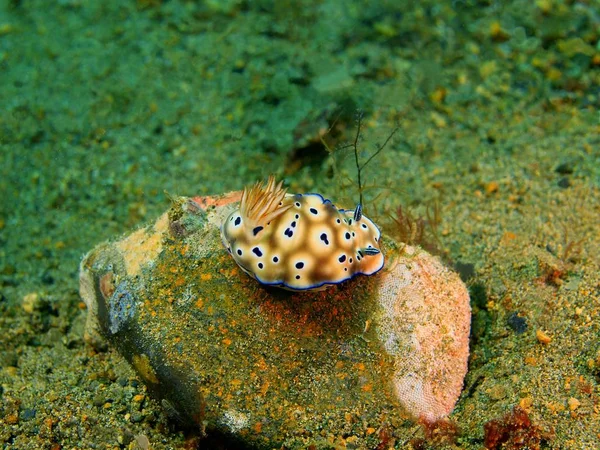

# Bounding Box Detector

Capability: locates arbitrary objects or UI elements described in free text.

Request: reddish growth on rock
[484,406,553,450]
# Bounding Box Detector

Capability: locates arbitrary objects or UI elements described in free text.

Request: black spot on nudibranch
[295,202,301,207]
[237,249,243,256]
[258,262,264,269]
[273,256,279,263]
[291,221,297,228]
[284,228,293,237]
[361,223,368,229]
[320,233,329,245]
[309,208,318,215]
[338,255,346,263]
[252,247,263,257]
[234,217,241,226]
[295,262,304,269]
[295,275,301,279]
[253,226,263,236]
[295,214,299,219]
[336,218,341,224]
[345,232,351,240]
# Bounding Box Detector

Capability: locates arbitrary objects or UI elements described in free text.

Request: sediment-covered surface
[1,0,599,448]
[78,195,470,448]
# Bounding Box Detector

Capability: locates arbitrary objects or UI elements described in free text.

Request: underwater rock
[79,191,470,448]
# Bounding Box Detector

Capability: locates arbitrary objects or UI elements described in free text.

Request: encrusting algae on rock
[79,182,471,447]
[221,176,384,291]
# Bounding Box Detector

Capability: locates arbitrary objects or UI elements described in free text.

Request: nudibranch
[221,176,384,291]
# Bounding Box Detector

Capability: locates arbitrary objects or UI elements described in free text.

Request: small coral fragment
[535,329,552,344]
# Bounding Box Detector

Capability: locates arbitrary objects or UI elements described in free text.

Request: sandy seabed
[1,1,599,448]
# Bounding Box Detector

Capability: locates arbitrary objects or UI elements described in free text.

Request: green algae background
[1,0,599,448]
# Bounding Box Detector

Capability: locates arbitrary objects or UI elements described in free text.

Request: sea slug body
[221,177,384,291]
